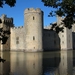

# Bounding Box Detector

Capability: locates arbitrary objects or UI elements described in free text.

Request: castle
[0,8,75,52]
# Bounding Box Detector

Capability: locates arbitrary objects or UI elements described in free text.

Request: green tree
[0,0,16,7]
[42,0,75,33]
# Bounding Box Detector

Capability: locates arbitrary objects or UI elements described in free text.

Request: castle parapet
[12,26,23,29]
[1,14,13,24]
[24,8,42,14]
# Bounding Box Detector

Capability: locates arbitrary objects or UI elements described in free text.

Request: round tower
[24,8,43,52]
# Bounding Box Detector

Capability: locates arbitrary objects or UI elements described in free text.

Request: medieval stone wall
[43,29,60,51]
[10,26,25,51]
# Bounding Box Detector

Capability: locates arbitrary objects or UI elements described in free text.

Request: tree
[0,0,16,44]
[42,0,75,33]
[0,0,16,7]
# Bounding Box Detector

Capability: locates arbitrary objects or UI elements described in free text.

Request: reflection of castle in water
[25,53,42,75]
[43,52,60,75]
[10,52,43,75]
[0,51,74,75]
[0,52,10,75]
[59,51,73,75]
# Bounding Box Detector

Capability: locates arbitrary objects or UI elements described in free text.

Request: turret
[24,8,43,52]
[1,14,13,27]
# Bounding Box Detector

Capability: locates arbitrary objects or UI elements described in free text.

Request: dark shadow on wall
[72,32,75,50]
[43,29,60,51]
[73,50,75,67]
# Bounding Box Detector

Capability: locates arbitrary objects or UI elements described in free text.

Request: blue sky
[0,0,56,27]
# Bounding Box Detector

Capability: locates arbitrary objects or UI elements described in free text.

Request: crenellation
[36,8,41,12]
[18,26,23,28]
[5,18,13,23]
[11,26,23,29]
[24,8,42,14]
[1,15,13,24]
[1,14,7,19]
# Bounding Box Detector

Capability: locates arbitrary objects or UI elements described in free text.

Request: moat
[0,50,75,75]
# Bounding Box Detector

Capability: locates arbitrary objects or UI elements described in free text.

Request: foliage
[0,0,16,7]
[0,28,10,44]
[0,57,6,63]
[42,0,75,33]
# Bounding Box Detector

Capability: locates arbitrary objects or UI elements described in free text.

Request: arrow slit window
[16,37,19,44]
[33,16,35,20]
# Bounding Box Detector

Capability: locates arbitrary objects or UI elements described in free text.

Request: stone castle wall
[10,26,25,51]
[43,29,60,51]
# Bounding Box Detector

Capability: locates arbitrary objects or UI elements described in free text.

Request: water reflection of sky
[0,50,75,75]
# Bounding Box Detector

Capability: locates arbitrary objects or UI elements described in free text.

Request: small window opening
[16,41,19,44]
[33,62,35,69]
[54,40,56,44]
[16,37,19,44]
[33,36,35,40]
[33,16,35,20]
[16,37,19,40]
[69,40,70,43]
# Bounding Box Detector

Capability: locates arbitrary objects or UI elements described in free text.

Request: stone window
[54,40,56,44]
[16,37,19,40]
[69,40,70,43]
[63,62,64,66]
[16,37,19,44]
[33,36,35,40]
[63,56,64,59]
[33,16,35,20]
[16,41,19,44]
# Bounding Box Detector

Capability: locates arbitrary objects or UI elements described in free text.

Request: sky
[0,0,57,27]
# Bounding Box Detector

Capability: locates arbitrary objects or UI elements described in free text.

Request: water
[0,50,75,75]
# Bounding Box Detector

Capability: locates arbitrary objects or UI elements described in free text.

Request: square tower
[0,14,14,51]
[59,27,73,50]
[57,15,73,50]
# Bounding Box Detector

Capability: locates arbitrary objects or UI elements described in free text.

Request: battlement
[12,26,23,29]
[1,14,13,24]
[24,8,42,14]
[1,14,7,18]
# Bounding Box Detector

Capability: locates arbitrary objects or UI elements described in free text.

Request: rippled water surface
[0,50,75,75]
